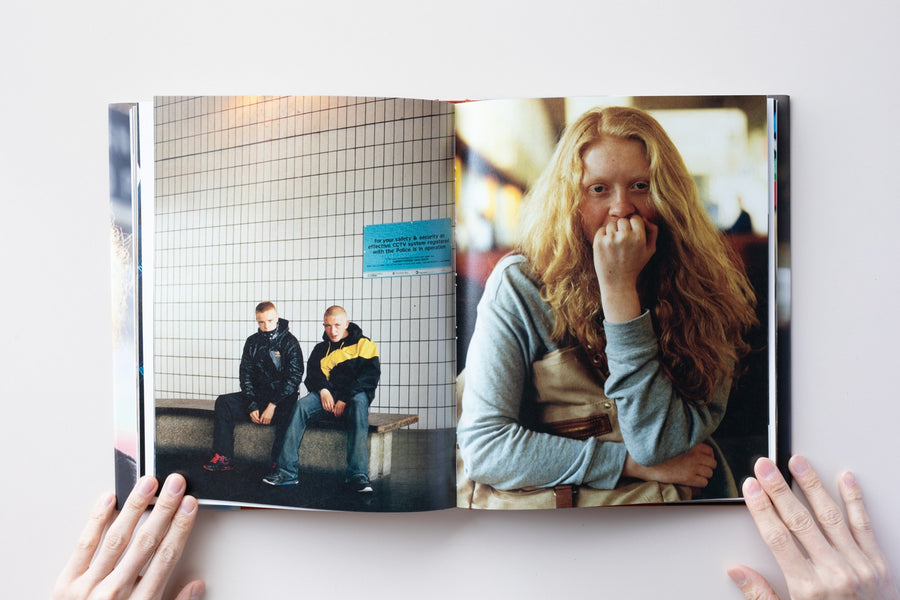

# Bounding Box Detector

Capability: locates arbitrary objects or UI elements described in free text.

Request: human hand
[53,473,204,600]
[622,442,716,488]
[592,216,658,323]
[249,409,261,424]
[728,456,899,600]
[320,389,335,414]
[259,402,276,425]
[333,400,347,418]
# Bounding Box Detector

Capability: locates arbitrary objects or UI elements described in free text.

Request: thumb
[727,565,780,600]
[172,579,206,600]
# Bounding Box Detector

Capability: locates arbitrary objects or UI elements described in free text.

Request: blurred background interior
[454,96,772,493]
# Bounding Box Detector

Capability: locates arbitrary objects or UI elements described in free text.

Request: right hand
[591,216,658,290]
[728,456,899,600]
[592,216,659,323]
[623,443,716,488]
[320,389,335,413]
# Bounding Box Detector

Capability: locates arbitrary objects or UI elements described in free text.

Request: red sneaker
[203,453,234,472]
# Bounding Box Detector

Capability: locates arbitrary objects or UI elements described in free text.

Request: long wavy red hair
[518,106,758,404]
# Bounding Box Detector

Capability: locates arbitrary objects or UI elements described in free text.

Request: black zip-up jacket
[239,318,304,413]
[305,322,380,404]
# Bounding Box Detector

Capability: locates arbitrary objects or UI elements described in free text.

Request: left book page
[112,96,457,513]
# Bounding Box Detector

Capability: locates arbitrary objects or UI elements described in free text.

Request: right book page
[454,96,787,509]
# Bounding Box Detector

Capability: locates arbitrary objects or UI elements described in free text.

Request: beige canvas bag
[457,347,692,509]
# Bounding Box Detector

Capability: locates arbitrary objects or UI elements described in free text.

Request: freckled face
[579,136,656,242]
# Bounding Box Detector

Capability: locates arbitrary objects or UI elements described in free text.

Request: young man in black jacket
[203,302,304,472]
[262,305,381,492]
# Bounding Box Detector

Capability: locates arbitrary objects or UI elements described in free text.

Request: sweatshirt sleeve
[456,261,629,491]
[603,311,729,466]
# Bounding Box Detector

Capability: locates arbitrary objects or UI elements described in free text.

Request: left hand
[333,400,347,418]
[53,473,204,600]
[250,403,276,425]
[259,402,276,425]
[622,443,716,488]
[320,389,336,413]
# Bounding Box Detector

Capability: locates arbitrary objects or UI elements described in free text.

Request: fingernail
[138,476,157,495]
[99,491,116,508]
[756,458,778,481]
[178,496,198,515]
[743,477,763,498]
[790,455,810,476]
[842,471,857,487]
[164,474,186,496]
[727,568,747,587]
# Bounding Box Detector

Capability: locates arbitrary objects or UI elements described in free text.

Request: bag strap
[554,485,575,509]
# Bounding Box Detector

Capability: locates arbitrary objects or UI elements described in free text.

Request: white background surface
[2,1,899,598]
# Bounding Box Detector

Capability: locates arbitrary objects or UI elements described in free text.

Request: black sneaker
[203,453,234,472]
[348,475,373,493]
[262,471,299,486]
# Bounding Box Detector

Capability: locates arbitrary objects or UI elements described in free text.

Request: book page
[139,96,457,512]
[455,96,785,509]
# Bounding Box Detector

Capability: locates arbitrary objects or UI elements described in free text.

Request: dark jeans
[212,391,298,463]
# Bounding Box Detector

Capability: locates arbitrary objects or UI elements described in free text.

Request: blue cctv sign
[363,218,453,278]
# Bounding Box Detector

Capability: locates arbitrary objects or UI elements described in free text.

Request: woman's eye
[633,181,650,191]
[590,184,605,193]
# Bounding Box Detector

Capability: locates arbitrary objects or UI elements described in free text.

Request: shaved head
[324,305,347,319]
[323,306,350,342]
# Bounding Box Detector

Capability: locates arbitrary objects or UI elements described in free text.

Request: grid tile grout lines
[153,96,456,429]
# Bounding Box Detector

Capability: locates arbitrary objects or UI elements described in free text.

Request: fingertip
[753,455,773,469]
[753,457,780,483]
[726,566,779,600]
[174,579,206,600]
[839,470,864,503]
[163,472,187,496]
[97,490,117,510]
[726,565,748,588]
[137,475,158,496]
[840,470,857,488]
[787,454,811,477]
[178,495,199,516]
[742,476,763,499]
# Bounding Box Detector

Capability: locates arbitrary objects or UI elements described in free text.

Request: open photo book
[109,95,790,513]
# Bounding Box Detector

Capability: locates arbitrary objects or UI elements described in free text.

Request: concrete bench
[155,398,418,480]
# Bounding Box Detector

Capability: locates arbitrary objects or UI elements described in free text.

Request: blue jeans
[274,390,370,480]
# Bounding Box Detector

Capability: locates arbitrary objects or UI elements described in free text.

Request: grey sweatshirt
[457,254,729,490]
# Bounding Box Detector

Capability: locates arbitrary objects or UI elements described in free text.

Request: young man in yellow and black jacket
[263,305,380,492]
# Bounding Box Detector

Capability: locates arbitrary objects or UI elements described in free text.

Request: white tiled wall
[153,96,456,429]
